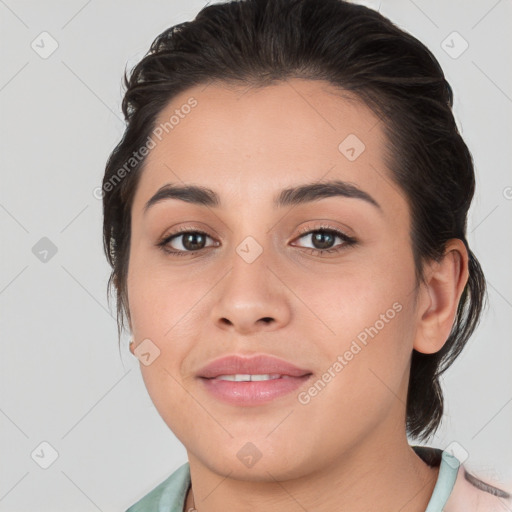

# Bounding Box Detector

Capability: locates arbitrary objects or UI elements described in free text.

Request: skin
[127,78,469,512]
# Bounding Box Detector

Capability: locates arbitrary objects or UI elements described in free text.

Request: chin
[193,438,313,482]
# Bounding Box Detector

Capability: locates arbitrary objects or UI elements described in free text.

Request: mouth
[196,354,313,406]
[205,373,309,382]
[197,353,312,379]
[199,374,313,406]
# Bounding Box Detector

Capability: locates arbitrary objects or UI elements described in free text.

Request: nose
[209,244,292,335]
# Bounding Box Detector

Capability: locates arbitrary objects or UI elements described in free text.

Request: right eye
[157,229,217,256]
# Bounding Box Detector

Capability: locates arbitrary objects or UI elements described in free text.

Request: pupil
[183,233,205,251]
[313,231,334,249]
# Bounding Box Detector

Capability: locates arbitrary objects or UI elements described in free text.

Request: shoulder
[445,463,511,512]
[125,462,191,512]
[411,445,511,511]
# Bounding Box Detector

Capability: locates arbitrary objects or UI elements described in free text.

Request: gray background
[1,0,511,510]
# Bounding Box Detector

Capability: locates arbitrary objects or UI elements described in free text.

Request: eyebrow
[143,179,382,214]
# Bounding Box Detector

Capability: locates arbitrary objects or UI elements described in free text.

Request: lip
[197,354,312,379]
[197,354,313,406]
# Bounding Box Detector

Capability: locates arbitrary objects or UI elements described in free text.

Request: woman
[101,0,510,510]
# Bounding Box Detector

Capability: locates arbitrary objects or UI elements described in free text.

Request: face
[127,79,424,480]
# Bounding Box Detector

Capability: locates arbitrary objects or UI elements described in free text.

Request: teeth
[214,374,282,382]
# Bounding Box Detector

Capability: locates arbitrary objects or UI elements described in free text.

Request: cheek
[307,267,413,345]
[306,254,417,393]
[127,255,199,430]
[126,251,211,381]
[301,295,415,440]
[126,247,188,337]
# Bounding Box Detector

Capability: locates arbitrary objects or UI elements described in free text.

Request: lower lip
[199,375,312,406]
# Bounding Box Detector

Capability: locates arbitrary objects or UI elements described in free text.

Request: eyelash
[156,224,357,257]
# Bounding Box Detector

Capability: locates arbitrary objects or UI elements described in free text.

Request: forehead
[131,78,403,219]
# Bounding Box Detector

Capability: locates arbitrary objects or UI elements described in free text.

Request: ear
[413,239,469,354]
[129,338,135,355]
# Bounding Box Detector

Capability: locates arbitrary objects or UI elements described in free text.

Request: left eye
[292,228,356,253]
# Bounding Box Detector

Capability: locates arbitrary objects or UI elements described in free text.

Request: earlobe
[413,239,469,355]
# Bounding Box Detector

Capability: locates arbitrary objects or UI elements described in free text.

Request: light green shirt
[124,446,463,512]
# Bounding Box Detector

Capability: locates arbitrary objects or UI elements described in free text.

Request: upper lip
[197,354,312,379]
